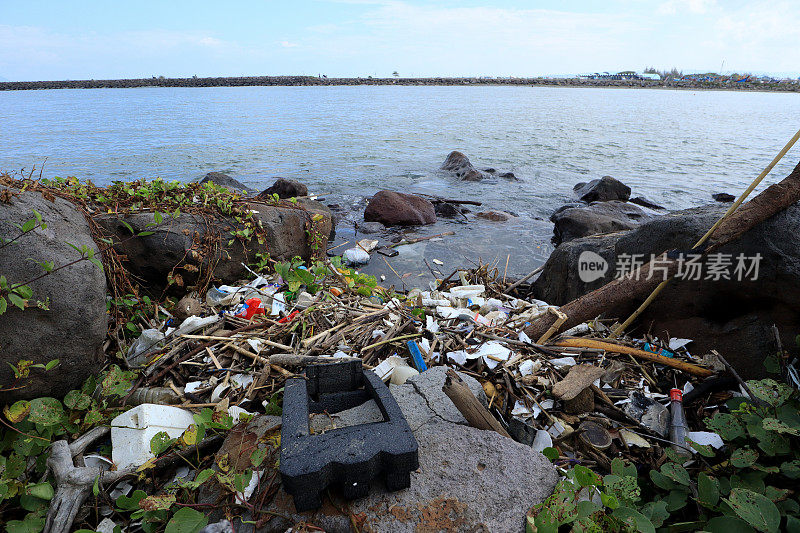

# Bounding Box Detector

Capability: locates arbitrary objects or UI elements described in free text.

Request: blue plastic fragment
[406,340,428,372]
[643,342,674,358]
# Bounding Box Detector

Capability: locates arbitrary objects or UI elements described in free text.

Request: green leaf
[661,462,691,486]
[28,397,65,426]
[5,514,46,533]
[541,447,558,462]
[576,499,600,518]
[44,359,59,371]
[116,490,147,511]
[150,431,174,456]
[780,460,800,479]
[250,448,268,468]
[612,506,655,533]
[63,390,92,410]
[762,417,800,436]
[787,516,800,533]
[0,297,7,314]
[165,507,209,533]
[640,500,669,528]
[154,211,163,224]
[572,465,598,487]
[706,515,757,533]
[137,231,155,237]
[706,413,746,441]
[139,493,176,511]
[4,400,31,423]
[724,488,781,533]
[666,489,690,511]
[26,482,54,500]
[14,285,33,299]
[748,379,794,407]
[698,473,720,508]
[600,492,619,509]
[731,448,760,468]
[8,292,26,310]
[21,219,36,233]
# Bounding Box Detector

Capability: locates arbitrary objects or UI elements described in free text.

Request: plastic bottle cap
[669,388,683,401]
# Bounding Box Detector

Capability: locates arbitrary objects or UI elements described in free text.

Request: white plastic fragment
[669,338,693,350]
[184,381,204,394]
[560,323,591,337]
[444,350,469,366]
[687,431,724,450]
[519,359,540,376]
[95,518,119,533]
[357,239,379,253]
[532,430,553,453]
[549,356,577,369]
[343,247,370,266]
[211,383,230,403]
[620,429,651,448]
[172,315,222,338]
[476,342,512,370]
[228,405,255,423]
[511,400,536,418]
[127,329,165,367]
[111,404,196,470]
[235,469,263,504]
[270,293,286,315]
[449,285,485,299]
[231,374,254,390]
[426,315,440,333]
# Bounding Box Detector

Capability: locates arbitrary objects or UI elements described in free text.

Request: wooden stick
[552,338,714,377]
[388,232,455,248]
[506,264,544,292]
[442,368,510,438]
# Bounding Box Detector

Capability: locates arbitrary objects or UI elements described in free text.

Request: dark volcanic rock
[0,188,107,402]
[364,191,436,226]
[712,192,736,202]
[630,196,666,210]
[573,176,631,202]
[199,172,254,194]
[434,202,461,218]
[551,200,652,244]
[356,221,385,234]
[534,203,800,378]
[258,178,308,200]
[97,199,332,291]
[499,171,518,180]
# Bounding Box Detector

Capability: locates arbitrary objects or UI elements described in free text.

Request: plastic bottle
[669,388,692,458]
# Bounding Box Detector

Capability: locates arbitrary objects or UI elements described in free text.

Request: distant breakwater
[2,76,800,92]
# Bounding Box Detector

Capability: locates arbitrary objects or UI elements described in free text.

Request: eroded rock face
[363,191,436,226]
[96,199,332,291]
[551,200,652,244]
[573,176,631,203]
[258,178,308,200]
[214,367,558,532]
[534,203,800,378]
[0,188,107,402]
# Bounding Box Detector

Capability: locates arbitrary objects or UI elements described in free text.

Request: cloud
[280,41,299,48]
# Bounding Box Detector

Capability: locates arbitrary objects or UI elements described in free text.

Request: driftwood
[552,338,714,377]
[45,429,134,533]
[442,368,510,438]
[524,160,800,342]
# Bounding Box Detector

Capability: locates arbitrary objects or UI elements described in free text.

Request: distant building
[640,72,661,81]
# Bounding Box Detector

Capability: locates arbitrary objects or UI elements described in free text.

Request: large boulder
[364,191,436,226]
[199,172,255,194]
[0,187,107,402]
[573,176,631,202]
[534,203,800,378]
[96,199,332,291]
[257,178,308,200]
[214,366,557,532]
[551,200,653,244]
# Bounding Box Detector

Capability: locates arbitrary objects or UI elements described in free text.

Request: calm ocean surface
[2,85,798,281]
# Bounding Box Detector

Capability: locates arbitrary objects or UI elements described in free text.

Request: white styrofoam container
[111,404,196,470]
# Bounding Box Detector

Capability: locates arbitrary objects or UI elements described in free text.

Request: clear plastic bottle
[669,388,692,458]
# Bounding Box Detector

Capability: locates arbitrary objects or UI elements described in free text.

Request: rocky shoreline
[2,75,800,92]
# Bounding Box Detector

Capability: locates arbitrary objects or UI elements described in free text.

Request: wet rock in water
[199,172,255,194]
[534,202,800,378]
[499,171,518,180]
[223,366,556,533]
[0,187,107,402]
[364,190,436,226]
[477,210,514,222]
[551,200,652,244]
[434,202,461,219]
[573,176,631,202]
[483,168,497,174]
[257,178,308,200]
[440,151,492,181]
[712,192,736,202]
[630,195,666,210]
[97,200,332,292]
[356,221,385,234]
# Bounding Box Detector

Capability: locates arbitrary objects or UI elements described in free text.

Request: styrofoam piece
[173,315,221,338]
[532,430,553,453]
[390,365,419,385]
[228,405,255,423]
[111,404,196,470]
[448,285,485,299]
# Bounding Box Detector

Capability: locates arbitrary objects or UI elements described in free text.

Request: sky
[1,0,799,81]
